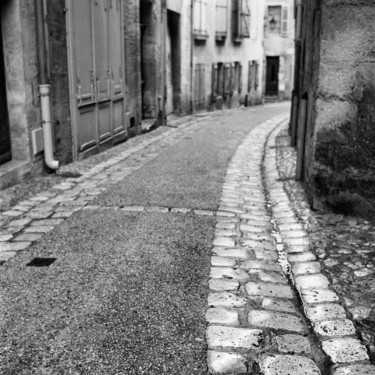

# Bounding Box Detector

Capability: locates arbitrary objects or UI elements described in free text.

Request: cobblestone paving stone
[207,117,375,374]
[0,115,216,263]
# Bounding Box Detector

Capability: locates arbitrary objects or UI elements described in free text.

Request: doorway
[165,10,180,115]
[265,56,279,96]
[0,20,11,165]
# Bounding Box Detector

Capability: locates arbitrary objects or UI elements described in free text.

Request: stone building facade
[193,0,265,111]
[0,0,269,190]
[263,0,294,101]
[293,0,375,218]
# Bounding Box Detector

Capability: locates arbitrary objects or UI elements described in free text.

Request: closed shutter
[281,6,288,37]
[215,0,228,40]
[254,61,259,90]
[238,63,243,93]
[194,0,208,39]
[224,63,231,96]
[218,63,224,97]
[240,0,251,38]
[248,61,253,92]
[211,63,218,101]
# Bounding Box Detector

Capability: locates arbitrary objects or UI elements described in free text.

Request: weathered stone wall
[302,0,375,219]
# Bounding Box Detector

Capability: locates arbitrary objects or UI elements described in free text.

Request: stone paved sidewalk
[207,116,375,374]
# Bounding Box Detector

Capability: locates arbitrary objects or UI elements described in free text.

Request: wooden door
[265,56,279,96]
[0,22,11,165]
[68,0,126,157]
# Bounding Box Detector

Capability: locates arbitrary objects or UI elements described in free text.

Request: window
[267,6,282,35]
[194,0,208,40]
[233,0,251,41]
[215,0,228,41]
[194,63,206,108]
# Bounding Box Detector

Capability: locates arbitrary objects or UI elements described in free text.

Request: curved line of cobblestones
[207,116,375,374]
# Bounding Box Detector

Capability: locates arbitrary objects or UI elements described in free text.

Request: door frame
[65,0,127,160]
[265,56,279,96]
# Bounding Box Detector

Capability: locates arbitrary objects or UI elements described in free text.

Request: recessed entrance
[265,56,279,97]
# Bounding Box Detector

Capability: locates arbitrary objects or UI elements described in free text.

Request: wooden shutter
[224,63,231,96]
[240,0,251,38]
[232,0,240,40]
[215,0,228,40]
[194,63,206,107]
[194,0,208,38]
[248,61,253,92]
[218,63,224,97]
[211,63,218,101]
[238,63,243,93]
[254,61,259,90]
[281,6,288,37]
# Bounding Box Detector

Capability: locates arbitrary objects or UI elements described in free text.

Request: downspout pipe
[35,0,59,170]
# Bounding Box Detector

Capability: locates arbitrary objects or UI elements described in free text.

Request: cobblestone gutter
[207,116,375,374]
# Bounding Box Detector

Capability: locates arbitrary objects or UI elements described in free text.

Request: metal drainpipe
[35,0,59,170]
[190,0,194,115]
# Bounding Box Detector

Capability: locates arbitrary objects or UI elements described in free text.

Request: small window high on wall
[215,0,228,41]
[267,5,288,36]
[194,0,208,40]
[233,0,251,42]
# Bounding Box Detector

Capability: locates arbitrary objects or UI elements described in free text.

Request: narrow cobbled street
[1,104,374,375]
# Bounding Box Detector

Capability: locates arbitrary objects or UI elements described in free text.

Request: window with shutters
[281,6,289,37]
[194,63,206,108]
[194,0,208,40]
[215,0,228,41]
[232,0,251,42]
[267,6,282,35]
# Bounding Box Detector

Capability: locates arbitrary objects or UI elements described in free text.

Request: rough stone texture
[248,310,304,333]
[209,279,239,292]
[332,365,375,375]
[212,247,250,260]
[292,262,321,276]
[321,338,369,363]
[305,303,347,322]
[210,267,250,282]
[0,242,31,251]
[213,237,236,248]
[206,326,262,350]
[208,293,248,308]
[288,252,317,263]
[246,282,294,299]
[274,334,312,355]
[295,273,330,290]
[314,319,356,337]
[206,308,240,326]
[240,260,282,272]
[301,289,339,304]
[260,355,321,375]
[207,351,247,375]
[262,298,297,314]
[211,256,237,267]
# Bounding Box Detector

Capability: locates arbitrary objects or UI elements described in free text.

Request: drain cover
[26,257,56,267]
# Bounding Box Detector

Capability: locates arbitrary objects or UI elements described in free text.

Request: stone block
[295,274,330,290]
[314,319,356,337]
[211,256,237,267]
[262,297,297,314]
[260,355,320,375]
[246,282,294,299]
[24,226,54,234]
[209,279,239,292]
[274,334,312,354]
[213,237,236,248]
[254,250,279,261]
[240,260,282,272]
[207,326,262,350]
[248,310,304,333]
[292,262,321,276]
[322,338,369,363]
[0,242,31,251]
[212,247,250,260]
[208,292,248,308]
[333,365,375,375]
[301,289,339,304]
[206,308,240,326]
[243,240,275,251]
[250,270,288,284]
[207,351,247,374]
[210,267,250,282]
[305,304,347,322]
